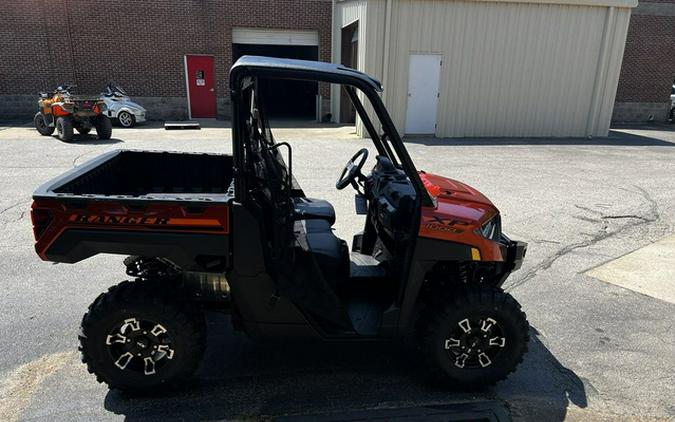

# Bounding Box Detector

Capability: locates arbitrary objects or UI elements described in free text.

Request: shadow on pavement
[496,327,588,421]
[610,123,675,132]
[405,130,674,147]
[55,134,124,145]
[103,316,588,421]
[0,120,32,129]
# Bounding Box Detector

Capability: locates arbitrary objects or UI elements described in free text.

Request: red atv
[31,57,528,393]
[34,85,112,142]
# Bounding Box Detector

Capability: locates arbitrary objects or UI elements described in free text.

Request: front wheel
[416,285,529,389]
[117,111,135,128]
[34,113,54,136]
[94,115,113,139]
[79,280,207,393]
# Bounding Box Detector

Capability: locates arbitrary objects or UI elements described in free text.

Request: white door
[405,54,442,135]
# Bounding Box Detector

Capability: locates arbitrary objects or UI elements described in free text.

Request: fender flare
[397,238,475,331]
[107,106,128,119]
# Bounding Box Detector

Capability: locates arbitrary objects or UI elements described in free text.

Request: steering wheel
[336,148,369,190]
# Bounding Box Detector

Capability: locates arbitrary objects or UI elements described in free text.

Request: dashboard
[366,156,417,239]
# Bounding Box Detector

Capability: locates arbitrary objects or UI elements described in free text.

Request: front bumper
[134,111,147,122]
[500,234,527,272]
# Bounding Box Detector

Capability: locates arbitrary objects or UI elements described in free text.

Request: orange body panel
[31,199,230,261]
[418,172,504,262]
[51,104,70,117]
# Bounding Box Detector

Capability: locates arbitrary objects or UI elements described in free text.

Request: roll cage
[229,56,433,208]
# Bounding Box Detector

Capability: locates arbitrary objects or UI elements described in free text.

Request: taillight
[31,208,53,240]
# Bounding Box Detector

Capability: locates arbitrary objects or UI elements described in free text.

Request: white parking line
[0,351,75,422]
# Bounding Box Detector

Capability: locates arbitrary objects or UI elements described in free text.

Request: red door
[185,55,216,118]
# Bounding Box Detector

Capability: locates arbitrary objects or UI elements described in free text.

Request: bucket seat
[293,197,336,226]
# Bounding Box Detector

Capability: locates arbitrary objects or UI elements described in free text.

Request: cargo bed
[32,150,233,271]
[35,149,235,202]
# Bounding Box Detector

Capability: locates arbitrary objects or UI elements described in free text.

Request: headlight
[479,215,501,240]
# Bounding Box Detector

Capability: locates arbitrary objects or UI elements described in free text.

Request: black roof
[229,56,382,92]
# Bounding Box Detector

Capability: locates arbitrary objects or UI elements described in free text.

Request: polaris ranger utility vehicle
[34,85,112,142]
[31,56,528,393]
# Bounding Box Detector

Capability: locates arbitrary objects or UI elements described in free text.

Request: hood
[420,172,494,207]
[418,171,498,227]
[418,172,504,261]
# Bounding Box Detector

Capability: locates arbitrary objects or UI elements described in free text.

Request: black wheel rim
[37,116,46,129]
[444,316,506,369]
[106,317,175,376]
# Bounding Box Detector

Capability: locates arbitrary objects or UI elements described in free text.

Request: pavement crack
[601,214,651,221]
[72,151,89,167]
[632,185,659,223]
[532,239,561,245]
[505,185,660,292]
[14,211,26,222]
[0,200,30,217]
[72,150,99,167]
[506,233,607,292]
[574,204,604,215]
[574,215,601,223]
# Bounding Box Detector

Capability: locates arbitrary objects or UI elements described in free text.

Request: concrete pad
[586,234,675,304]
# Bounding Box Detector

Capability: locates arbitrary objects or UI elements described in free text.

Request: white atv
[101,83,147,128]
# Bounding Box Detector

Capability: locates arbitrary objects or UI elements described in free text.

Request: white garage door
[405,54,442,135]
[232,28,319,46]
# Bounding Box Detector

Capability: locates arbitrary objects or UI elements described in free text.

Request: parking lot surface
[0,121,674,421]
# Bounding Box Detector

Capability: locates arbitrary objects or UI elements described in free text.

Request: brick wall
[0,0,332,120]
[613,1,675,122]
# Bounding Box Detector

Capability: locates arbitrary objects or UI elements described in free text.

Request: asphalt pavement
[0,121,673,421]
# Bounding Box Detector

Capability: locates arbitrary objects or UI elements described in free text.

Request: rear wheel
[55,117,73,142]
[79,280,206,394]
[34,113,54,136]
[94,115,113,139]
[118,111,135,128]
[416,285,529,389]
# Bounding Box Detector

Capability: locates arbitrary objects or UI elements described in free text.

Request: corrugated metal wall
[335,0,634,138]
[332,1,368,123]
